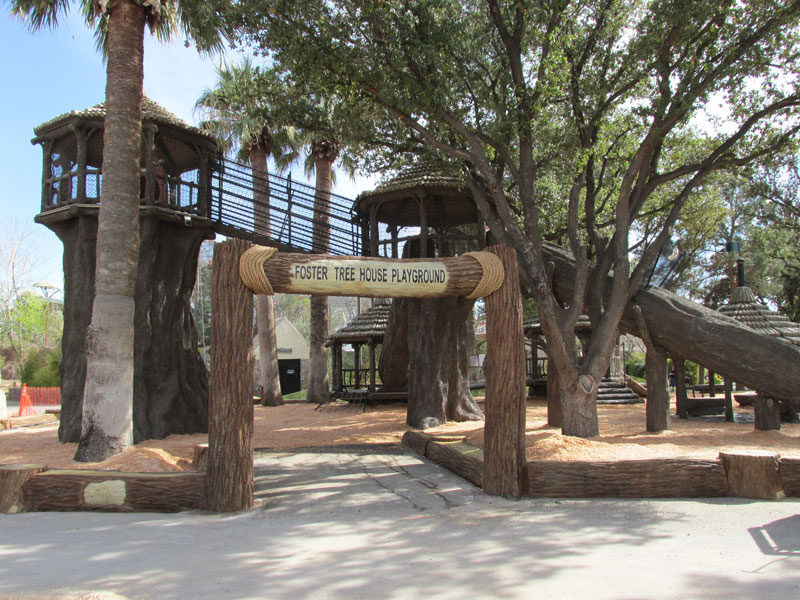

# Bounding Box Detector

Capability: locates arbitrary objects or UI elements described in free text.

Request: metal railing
[210,158,360,255]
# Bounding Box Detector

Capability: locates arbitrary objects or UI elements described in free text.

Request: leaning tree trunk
[542,241,800,411]
[249,145,283,407]
[75,2,146,462]
[306,142,337,402]
[406,297,482,429]
[378,298,409,391]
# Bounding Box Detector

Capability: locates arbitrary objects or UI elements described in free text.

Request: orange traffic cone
[18,383,35,417]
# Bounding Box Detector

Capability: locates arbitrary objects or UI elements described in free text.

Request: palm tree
[195,58,299,407]
[9,0,225,461]
[305,136,340,403]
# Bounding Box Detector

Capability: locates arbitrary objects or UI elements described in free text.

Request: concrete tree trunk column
[483,246,526,498]
[208,239,254,512]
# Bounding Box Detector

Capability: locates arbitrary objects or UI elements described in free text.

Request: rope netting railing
[210,158,360,256]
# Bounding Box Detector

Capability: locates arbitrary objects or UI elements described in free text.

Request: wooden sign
[239,248,504,299]
[288,258,449,297]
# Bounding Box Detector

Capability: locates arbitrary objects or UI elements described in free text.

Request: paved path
[1,448,799,600]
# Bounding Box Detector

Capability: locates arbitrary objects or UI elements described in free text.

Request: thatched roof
[34,96,212,139]
[326,301,392,346]
[354,162,478,227]
[358,162,464,199]
[718,286,800,346]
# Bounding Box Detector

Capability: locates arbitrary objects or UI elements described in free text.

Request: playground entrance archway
[207,240,527,512]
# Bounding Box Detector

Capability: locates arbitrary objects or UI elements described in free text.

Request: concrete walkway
[1,447,799,600]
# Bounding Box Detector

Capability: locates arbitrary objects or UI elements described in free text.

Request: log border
[401,432,800,500]
[1,466,207,513]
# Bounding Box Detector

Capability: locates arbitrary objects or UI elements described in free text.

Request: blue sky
[0,9,373,291]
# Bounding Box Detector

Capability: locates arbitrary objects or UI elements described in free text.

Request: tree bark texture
[379,298,409,391]
[645,345,670,432]
[49,215,211,444]
[306,295,329,402]
[249,146,283,407]
[674,357,688,419]
[257,294,283,406]
[559,376,599,438]
[406,297,483,429]
[543,241,800,410]
[22,470,207,513]
[724,378,734,423]
[483,245,526,497]
[546,367,563,428]
[754,396,781,431]
[0,465,46,514]
[524,459,729,498]
[307,151,334,402]
[720,451,784,500]
[76,1,146,462]
[208,239,254,512]
[426,441,484,488]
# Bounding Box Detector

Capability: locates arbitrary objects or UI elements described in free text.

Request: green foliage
[20,346,60,387]
[273,293,310,339]
[195,57,300,165]
[625,352,646,379]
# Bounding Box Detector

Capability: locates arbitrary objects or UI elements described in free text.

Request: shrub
[625,351,646,379]
[21,347,60,388]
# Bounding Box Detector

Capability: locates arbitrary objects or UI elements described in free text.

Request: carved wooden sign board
[239,248,503,300]
[289,258,449,297]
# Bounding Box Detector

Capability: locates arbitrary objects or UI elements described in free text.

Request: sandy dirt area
[1,397,799,472]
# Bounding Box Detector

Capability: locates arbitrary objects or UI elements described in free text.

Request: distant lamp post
[34,281,61,348]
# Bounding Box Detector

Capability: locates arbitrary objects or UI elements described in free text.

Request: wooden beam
[208,239,254,512]
[483,245,525,498]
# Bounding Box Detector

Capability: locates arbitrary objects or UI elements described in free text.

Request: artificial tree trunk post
[634,306,670,433]
[483,245,526,498]
[208,239,254,512]
[724,378,734,423]
[674,356,688,419]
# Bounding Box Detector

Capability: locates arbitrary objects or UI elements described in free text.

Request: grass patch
[283,390,307,400]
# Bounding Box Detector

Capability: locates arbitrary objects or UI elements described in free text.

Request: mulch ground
[1,396,798,472]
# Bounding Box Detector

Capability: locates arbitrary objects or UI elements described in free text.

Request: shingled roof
[326,301,392,346]
[34,96,212,139]
[719,285,800,346]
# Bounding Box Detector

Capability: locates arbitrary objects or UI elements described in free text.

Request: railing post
[287,172,293,247]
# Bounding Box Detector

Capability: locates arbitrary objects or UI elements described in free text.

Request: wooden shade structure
[326,301,392,394]
[354,162,485,259]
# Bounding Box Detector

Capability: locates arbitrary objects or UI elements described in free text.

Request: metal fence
[210,158,360,255]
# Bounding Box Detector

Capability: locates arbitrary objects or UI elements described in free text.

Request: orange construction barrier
[17,384,36,417]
